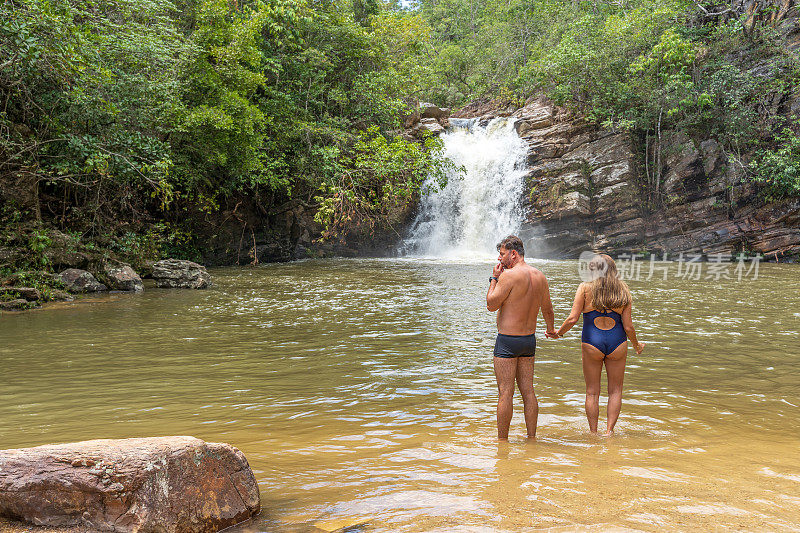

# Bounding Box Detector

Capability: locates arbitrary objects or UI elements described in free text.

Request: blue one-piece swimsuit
[582,309,627,355]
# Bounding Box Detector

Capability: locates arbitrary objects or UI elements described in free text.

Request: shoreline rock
[0,436,260,533]
[101,260,144,292]
[152,259,212,289]
[59,269,107,293]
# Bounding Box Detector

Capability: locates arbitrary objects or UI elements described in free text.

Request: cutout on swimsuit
[593,316,616,330]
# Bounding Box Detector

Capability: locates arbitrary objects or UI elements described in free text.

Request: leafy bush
[314,128,453,240]
[750,126,800,200]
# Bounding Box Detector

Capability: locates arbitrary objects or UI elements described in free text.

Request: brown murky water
[2,258,799,532]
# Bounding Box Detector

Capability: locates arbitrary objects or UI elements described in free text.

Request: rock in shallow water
[0,436,260,533]
[59,269,107,293]
[102,260,144,292]
[152,259,211,289]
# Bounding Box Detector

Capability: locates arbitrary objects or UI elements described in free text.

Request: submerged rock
[59,269,107,293]
[102,260,144,292]
[152,259,211,289]
[0,436,260,532]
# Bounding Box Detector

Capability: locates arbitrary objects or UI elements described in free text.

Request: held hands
[545,329,560,339]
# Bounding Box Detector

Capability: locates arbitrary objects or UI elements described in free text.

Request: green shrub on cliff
[750,126,800,200]
[314,128,452,240]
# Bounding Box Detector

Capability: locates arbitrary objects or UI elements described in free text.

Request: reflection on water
[2,259,799,531]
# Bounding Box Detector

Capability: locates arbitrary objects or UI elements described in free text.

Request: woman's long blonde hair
[587,253,631,311]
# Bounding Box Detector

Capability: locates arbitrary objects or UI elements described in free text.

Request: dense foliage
[0,0,444,260]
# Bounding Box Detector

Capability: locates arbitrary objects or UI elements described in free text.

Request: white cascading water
[401,117,529,258]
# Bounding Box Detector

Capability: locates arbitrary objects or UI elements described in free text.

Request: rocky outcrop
[455,96,800,260]
[102,260,144,292]
[59,269,107,293]
[152,259,211,289]
[0,436,260,532]
[403,102,451,140]
[0,287,41,301]
[0,286,42,311]
[0,299,35,311]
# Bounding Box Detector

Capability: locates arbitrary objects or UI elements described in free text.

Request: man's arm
[487,272,513,312]
[540,274,556,336]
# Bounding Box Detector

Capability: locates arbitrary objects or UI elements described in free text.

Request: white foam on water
[401,117,529,258]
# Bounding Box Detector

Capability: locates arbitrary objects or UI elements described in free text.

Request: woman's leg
[581,343,604,433]
[603,342,628,435]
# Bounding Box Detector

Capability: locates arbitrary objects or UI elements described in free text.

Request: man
[486,235,557,440]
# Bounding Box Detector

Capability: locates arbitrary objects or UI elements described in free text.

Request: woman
[555,253,644,435]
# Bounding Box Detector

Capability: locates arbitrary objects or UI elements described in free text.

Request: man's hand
[545,329,559,339]
[492,262,504,278]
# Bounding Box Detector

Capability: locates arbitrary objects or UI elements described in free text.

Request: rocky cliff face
[453,96,800,261]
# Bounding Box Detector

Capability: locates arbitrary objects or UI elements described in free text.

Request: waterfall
[401,117,529,258]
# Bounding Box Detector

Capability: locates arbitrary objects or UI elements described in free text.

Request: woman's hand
[634,342,645,354]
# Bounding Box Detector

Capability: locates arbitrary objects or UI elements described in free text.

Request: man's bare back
[494,264,550,335]
[486,236,556,440]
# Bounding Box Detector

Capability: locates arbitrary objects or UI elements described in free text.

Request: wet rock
[0,436,260,533]
[0,299,34,311]
[419,117,445,135]
[514,107,554,136]
[59,269,107,293]
[152,259,211,289]
[0,287,41,301]
[102,260,144,292]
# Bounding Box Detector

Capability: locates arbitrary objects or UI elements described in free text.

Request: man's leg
[493,356,518,440]
[515,356,538,438]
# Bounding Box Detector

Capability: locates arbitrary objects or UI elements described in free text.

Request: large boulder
[0,436,260,532]
[102,260,144,292]
[419,117,445,135]
[419,102,449,120]
[59,269,107,293]
[152,259,211,289]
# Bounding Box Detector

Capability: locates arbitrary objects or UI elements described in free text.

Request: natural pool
[2,258,799,531]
